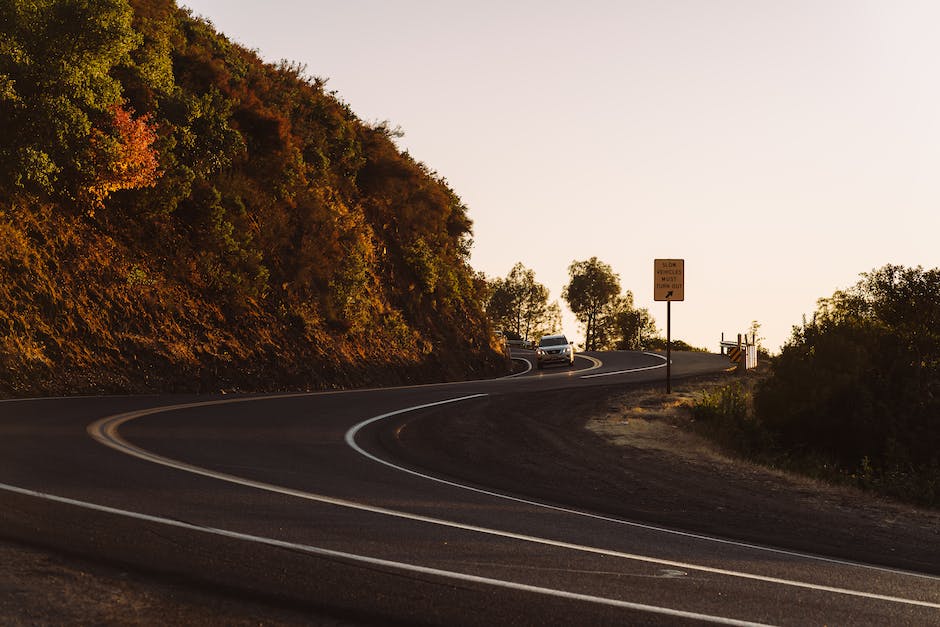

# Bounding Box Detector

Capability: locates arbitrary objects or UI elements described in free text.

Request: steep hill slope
[0,0,505,396]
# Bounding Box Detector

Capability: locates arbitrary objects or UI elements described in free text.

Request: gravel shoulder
[390,373,940,575]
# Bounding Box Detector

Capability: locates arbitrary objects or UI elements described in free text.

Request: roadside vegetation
[484,257,705,351]
[562,257,659,351]
[7,4,931,518]
[0,0,504,396]
[691,265,940,508]
[484,263,561,344]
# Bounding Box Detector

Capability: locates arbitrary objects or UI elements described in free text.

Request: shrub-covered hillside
[0,0,505,396]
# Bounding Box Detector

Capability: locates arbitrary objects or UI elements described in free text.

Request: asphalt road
[1,351,938,625]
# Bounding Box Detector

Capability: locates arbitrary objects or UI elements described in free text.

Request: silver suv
[535,334,575,369]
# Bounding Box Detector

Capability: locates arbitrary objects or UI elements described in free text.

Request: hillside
[0,0,506,396]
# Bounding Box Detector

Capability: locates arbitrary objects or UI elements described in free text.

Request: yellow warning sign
[654,259,684,302]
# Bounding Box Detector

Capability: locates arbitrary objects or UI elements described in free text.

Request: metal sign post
[666,300,671,393]
[654,259,684,394]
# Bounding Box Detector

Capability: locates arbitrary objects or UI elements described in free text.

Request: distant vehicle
[499,329,532,350]
[535,334,575,369]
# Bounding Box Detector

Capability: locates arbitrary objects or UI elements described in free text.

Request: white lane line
[0,394,157,403]
[0,481,766,627]
[85,395,940,609]
[346,398,940,585]
[576,354,604,372]
[506,357,533,377]
[512,354,602,377]
[580,352,667,379]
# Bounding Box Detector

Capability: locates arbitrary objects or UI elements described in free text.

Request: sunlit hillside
[0,0,505,396]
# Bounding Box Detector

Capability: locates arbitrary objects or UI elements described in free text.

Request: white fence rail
[719,333,758,370]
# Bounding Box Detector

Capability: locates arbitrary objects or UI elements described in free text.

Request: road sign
[654,259,684,301]
[654,258,684,394]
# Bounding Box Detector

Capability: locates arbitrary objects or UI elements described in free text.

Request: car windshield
[539,337,567,347]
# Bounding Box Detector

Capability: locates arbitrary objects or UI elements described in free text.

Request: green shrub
[692,383,748,422]
[753,265,940,507]
[692,382,767,455]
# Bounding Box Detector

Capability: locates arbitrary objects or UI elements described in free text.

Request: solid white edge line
[507,357,533,377]
[82,394,940,610]
[0,481,768,627]
[580,352,668,379]
[576,354,604,372]
[0,393,161,403]
[510,353,603,377]
[345,396,940,587]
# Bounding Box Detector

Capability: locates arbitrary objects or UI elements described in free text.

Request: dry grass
[587,375,739,464]
[587,370,940,523]
[0,198,507,397]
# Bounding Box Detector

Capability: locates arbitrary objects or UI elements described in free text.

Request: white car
[535,334,575,369]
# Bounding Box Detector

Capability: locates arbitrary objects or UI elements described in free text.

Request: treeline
[696,265,940,506]
[485,257,703,351]
[0,0,503,395]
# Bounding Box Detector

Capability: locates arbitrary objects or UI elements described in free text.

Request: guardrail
[720,333,757,370]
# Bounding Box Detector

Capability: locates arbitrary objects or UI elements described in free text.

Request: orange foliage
[0,2,506,396]
[85,102,161,206]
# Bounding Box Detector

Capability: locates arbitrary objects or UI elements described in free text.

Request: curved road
[1,351,938,625]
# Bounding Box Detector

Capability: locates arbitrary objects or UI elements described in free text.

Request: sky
[181,0,940,352]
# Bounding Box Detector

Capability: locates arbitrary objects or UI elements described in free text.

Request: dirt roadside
[389,373,940,575]
[2,373,939,623]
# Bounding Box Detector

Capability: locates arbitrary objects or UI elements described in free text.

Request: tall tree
[562,257,620,351]
[756,265,940,482]
[486,262,551,342]
[605,292,657,350]
[85,100,160,206]
[0,0,144,202]
[532,300,563,340]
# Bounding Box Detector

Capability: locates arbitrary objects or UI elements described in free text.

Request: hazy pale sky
[181,0,940,352]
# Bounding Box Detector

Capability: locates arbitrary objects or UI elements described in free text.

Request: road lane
[2,351,938,625]
[90,390,940,610]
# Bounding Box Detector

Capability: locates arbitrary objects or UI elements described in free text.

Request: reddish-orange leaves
[85,101,161,206]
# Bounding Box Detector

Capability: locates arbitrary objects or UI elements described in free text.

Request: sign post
[654,259,684,394]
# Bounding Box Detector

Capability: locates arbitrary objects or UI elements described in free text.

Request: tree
[85,100,160,206]
[583,288,658,351]
[486,262,551,342]
[612,297,657,350]
[0,0,509,399]
[532,300,563,340]
[593,293,629,350]
[755,265,940,495]
[562,257,620,350]
[747,320,772,358]
[0,0,143,201]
